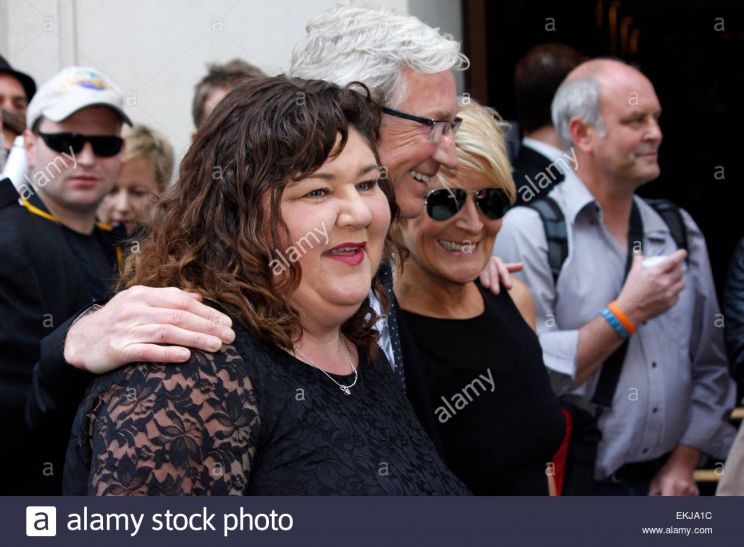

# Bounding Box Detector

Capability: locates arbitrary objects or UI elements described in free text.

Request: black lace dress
[63,324,469,495]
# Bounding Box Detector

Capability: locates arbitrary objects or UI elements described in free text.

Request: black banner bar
[3,496,740,546]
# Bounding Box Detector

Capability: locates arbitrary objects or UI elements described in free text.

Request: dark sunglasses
[425,187,511,222]
[38,132,124,158]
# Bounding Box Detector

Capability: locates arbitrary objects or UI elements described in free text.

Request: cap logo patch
[67,69,109,91]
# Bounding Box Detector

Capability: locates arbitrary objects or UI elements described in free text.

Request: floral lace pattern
[64,327,469,496]
[65,346,256,495]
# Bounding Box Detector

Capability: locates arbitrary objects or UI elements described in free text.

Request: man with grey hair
[290,5,467,219]
[495,59,735,495]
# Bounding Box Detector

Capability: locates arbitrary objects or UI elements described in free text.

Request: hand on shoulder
[64,286,236,374]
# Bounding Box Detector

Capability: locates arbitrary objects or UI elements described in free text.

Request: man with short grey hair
[495,59,735,495]
[290,5,467,219]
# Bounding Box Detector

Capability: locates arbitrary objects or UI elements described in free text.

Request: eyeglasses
[425,187,511,222]
[382,107,462,143]
[37,132,124,158]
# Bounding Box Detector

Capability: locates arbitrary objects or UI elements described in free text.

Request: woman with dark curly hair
[63,76,468,496]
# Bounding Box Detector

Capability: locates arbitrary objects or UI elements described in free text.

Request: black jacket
[0,178,123,494]
[724,237,744,402]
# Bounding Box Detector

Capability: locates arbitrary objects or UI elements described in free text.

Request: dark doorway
[464,0,744,298]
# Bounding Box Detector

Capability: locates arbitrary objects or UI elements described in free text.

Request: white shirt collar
[521,137,567,165]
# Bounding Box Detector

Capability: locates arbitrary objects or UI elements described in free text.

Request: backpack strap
[643,198,689,254]
[526,197,568,285]
[591,202,644,410]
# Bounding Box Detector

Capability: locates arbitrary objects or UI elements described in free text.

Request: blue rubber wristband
[600,308,631,340]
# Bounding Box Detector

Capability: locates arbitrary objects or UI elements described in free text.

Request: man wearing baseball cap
[0,66,129,494]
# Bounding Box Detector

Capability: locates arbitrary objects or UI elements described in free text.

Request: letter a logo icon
[26,506,56,536]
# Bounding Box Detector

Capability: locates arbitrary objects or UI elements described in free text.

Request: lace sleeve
[86,345,259,495]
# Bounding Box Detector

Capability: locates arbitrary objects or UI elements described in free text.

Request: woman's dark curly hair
[120,76,399,363]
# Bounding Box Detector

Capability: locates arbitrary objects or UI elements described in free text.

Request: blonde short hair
[438,100,516,204]
[122,124,175,192]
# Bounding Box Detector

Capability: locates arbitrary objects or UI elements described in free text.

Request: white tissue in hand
[642,256,668,268]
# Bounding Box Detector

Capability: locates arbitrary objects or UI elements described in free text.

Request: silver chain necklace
[293,334,358,395]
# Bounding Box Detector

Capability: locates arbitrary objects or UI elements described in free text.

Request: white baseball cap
[26,66,132,129]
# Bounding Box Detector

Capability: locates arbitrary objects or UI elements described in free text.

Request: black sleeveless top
[399,283,565,495]
[63,324,469,496]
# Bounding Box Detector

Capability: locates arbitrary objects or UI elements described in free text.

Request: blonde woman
[99,124,174,234]
[394,101,565,495]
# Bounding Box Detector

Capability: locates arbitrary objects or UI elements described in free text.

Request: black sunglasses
[38,132,124,158]
[425,187,511,222]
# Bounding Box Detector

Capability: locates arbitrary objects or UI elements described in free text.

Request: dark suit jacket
[512,143,565,206]
[0,178,122,494]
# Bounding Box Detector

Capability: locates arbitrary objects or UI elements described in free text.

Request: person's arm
[63,286,236,373]
[25,311,94,432]
[25,287,237,434]
[649,211,737,496]
[717,424,744,495]
[648,444,701,496]
[508,277,536,331]
[494,207,688,395]
[572,250,687,388]
[79,346,258,495]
